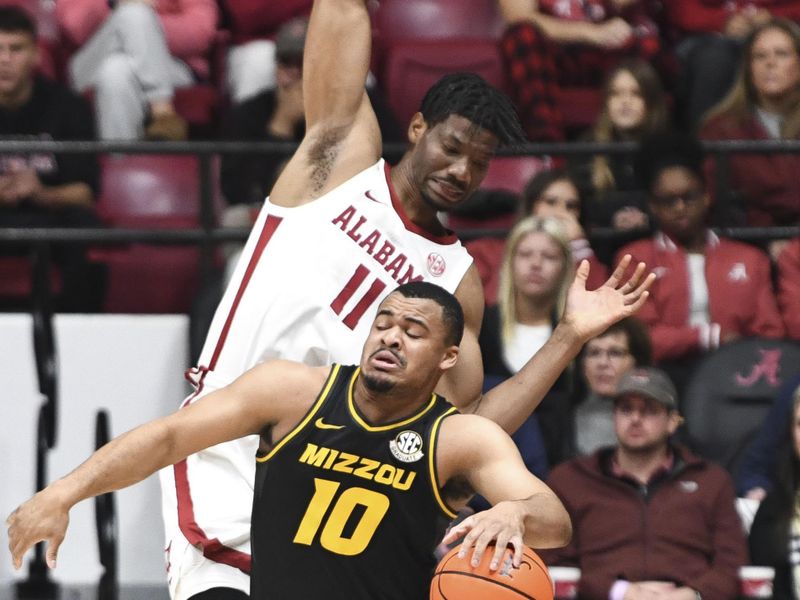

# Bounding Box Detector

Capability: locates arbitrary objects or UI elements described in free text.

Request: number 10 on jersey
[293,477,390,556]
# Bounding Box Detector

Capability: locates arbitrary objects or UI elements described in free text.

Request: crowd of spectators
[0,1,799,597]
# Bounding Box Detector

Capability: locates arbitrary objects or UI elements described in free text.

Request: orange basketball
[430,544,553,600]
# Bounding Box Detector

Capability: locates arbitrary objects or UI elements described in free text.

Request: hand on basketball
[560,255,654,343]
[6,489,69,570]
[440,500,525,571]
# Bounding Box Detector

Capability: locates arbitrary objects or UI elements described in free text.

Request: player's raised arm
[437,415,571,569]
[6,361,326,571]
[270,0,382,206]
[447,257,654,434]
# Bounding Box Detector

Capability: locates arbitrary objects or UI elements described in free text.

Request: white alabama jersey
[160,159,473,588]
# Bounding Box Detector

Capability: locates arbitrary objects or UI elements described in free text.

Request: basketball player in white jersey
[159,1,654,598]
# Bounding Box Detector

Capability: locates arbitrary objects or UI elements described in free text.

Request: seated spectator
[542,367,748,600]
[737,374,800,500]
[568,317,651,459]
[219,15,402,277]
[664,0,788,128]
[616,133,785,367]
[777,237,800,340]
[221,0,312,103]
[749,382,800,599]
[56,0,218,140]
[479,215,574,465]
[701,18,800,228]
[570,59,668,232]
[496,0,662,141]
[0,6,104,312]
[466,168,608,305]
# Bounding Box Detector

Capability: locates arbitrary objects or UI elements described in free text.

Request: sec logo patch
[390,430,424,463]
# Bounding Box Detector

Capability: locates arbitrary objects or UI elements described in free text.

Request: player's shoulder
[438,413,507,446]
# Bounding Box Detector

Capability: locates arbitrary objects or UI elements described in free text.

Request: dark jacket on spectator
[542,444,748,600]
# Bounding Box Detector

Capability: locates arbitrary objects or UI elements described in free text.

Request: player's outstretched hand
[440,501,525,571]
[562,255,655,342]
[6,489,69,570]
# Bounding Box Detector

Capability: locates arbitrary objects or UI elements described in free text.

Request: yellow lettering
[298,443,329,467]
[374,464,395,485]
[353,458,380,481]
[333,453,358,474]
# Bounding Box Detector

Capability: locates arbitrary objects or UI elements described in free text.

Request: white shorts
[160,461,252,600]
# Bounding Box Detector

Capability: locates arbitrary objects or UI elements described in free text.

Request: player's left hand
[440,500,525,571]
[560,255,654,343]
[6,489,69,570]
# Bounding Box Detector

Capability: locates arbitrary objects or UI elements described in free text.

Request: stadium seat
[681,338,800,474]
[480,156,549,195]
[374,0,502,45]
[92,155,221,314]
[557,87,604,133]
[383,39,505,128]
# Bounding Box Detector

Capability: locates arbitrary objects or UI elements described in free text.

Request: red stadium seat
[557,87,604,133]
[383,39,505,128]
[480,156,549,195]
[92,155,221,313]
[374,0,503,45]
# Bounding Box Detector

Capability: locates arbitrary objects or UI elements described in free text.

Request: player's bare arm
[432,264,485,407]
[270,0,382,208]
[6,361,328,571]
[437,414,571,569]
[452,257,655,434]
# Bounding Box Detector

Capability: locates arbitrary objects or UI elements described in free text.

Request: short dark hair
[419,72,527,148]
[0,6,36,37]
[586,317,653,366]
[635,132,705,192]
[392,281,464,347]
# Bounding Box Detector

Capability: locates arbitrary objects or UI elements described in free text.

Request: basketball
[430,544,554,599]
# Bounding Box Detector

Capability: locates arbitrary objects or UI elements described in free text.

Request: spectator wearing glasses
[566,316,652,460]
[615,133,785,367]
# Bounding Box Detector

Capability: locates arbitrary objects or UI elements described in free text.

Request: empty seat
[375,0,502,45]
[682,338,800,474]
[480,156,548,195]
[93,155,220,313]
[383,39,504,128]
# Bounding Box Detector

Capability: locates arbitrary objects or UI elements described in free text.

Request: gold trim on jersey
[428,406,459,519]
[256,364,341,463]
[347,367,438,432]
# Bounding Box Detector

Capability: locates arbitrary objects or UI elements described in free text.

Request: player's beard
[362,372,396,393]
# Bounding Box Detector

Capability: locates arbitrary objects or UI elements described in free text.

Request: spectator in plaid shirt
[496,0,661,141]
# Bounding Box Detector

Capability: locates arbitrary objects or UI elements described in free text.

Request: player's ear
[407,113,427,144]
[438,346,459,372]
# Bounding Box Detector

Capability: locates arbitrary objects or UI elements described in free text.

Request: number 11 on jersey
[330,264,387,330]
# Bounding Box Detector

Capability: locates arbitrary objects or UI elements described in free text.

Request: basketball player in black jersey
[9,282,575,599]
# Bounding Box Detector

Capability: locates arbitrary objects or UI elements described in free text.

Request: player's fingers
[441,518,472,546]
[605,254,631,288]
[509,534,524,568]
[46,535,63,569]
[620,261,646,293]
[469,528,498,568]
[489,536,509,571]
[626,291,650,314]
[573,259,590,285]
[457,523,484,561]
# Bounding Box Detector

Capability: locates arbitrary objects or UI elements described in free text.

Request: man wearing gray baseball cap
[541,366,747,600]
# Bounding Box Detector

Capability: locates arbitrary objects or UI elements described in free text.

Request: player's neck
[390,160,447,235]
[353,379,434,426]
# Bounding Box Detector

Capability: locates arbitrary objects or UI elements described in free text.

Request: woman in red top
[701,18,800,228]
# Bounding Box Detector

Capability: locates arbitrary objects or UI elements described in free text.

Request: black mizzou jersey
[250,364,459,600]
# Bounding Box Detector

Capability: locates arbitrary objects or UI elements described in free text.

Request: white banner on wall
[0,314,190,586]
